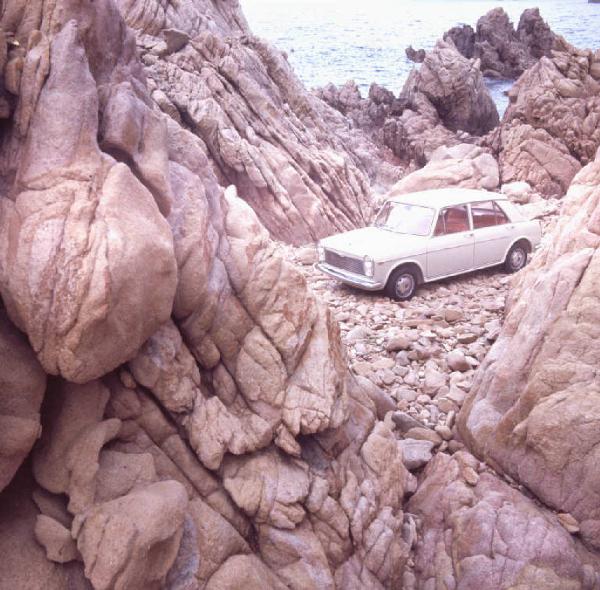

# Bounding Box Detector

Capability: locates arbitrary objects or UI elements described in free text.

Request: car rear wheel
[386,267,418,301]
[504,243,528,273]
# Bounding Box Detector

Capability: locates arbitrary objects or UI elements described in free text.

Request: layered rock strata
[115,0,382,245]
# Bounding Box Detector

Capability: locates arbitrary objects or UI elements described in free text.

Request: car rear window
[472,201,509,228]
[494,202,509,224]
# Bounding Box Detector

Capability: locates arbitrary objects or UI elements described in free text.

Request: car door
[471,200,514,268]
[426,204,474,279]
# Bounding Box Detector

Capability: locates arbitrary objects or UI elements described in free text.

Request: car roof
[387,188,508,209]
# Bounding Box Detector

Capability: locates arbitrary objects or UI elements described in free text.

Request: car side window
[494,201,509,224]
[471,201,497,229]
[434,205,469,236]
[433,213,446,236]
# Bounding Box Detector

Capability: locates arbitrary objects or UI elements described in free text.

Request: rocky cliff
[0,1,413,588]
[399,7,600,198]
[458,151,600,552]
[113,0,385,245]
[489,42,600,196]
[2,1,600,589]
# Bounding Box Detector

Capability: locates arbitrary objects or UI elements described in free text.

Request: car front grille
[324,250,364,275]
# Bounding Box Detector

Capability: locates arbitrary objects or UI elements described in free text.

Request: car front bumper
[315,263,384,291]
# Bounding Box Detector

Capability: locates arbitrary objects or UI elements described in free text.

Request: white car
[316,188,542,300]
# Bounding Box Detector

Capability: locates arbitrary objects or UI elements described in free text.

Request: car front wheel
[386,267,418,301]
[504,243,528,273]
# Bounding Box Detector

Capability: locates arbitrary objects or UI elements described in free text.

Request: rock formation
[402,8,598,198]
[488,42,600,196]
[443,7,560,78]
[114,0,384,245]
[402,40,499,136]
[405,45,425,63]
[3,0,600,588]
[0,310,46,491]
[0,1,414,587]
[319,40,498,168]
[409,452,600,589]
[458,151,600,550]
[389,143,499,195]
[400,8,590,199]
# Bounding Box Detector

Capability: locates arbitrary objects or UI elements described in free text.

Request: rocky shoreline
[1,1,600,589]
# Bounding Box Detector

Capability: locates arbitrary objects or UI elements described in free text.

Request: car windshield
[374,202,435,236]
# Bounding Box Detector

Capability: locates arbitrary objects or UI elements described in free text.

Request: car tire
[385,266,419,301]
[504,243,528,273]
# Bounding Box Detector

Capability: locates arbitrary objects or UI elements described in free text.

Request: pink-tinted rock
[492,122,581,196]
[0,310,45,492]
[0,8,178,384]
[490,42,600,196]
[114,1,376,245]
[32,380,111,500]
[0,468,88,590]
[34,514,79,564]
[205,554,288,590]
[409,452,600,589]
[390,143,499,194]
[8,1,600,589]
[403,40,499,136]
[444,7,559,78]
[319,41,498,169]
[74,480,188,590]
[458,153,600,549]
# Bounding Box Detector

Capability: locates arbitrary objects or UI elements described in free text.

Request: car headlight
[363,255,374,277]
[317,243,325,262]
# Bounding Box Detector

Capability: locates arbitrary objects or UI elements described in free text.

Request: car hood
[320,227,428,260]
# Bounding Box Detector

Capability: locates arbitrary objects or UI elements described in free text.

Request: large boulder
[389,143,499,195]
[382,102,461,166]
[491,42,600,196]
[493,122,581,196]
[0,4,178,384]
[458,152,600,549]
[74,481,188,590]
[409,452,600,589]
[402,40,499,136]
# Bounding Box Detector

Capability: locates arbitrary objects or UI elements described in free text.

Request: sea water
[242,0,600,115]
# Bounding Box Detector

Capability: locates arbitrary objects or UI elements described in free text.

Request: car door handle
[467,232,474,237]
